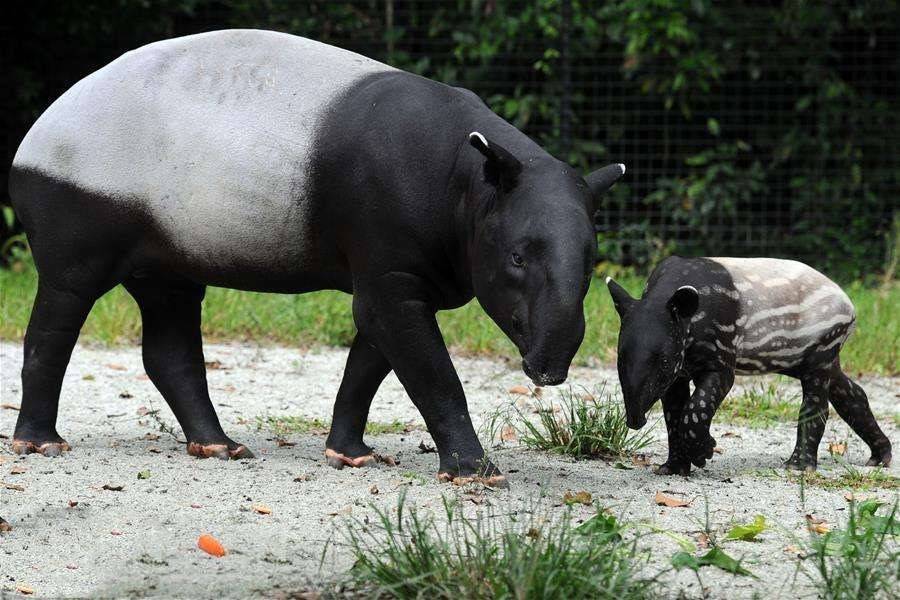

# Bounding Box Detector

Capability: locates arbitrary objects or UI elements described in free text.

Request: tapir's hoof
[437,472,510,489]
[784,456,817,472]
[654,462,691,476]
[324,449,378,470]
[11,439,71,457]
[866,452,892,468]
[187,442,254,460]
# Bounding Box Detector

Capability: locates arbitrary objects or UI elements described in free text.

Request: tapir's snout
[626,412,647,430]
[522,355,569,386]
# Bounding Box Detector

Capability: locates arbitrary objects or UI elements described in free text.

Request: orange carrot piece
[197,533,226,557]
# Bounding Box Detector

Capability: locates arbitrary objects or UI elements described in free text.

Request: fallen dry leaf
[655,491,691,508]
[190,503,202,509]
[16,584,34,595]
[293,474,312,482]
[563,490,593,506]
[118,392,133,399]
[136,406,151,416]
[844,492,870,502]
[205,360,226,370]
[827,441,847,456]
[369,485,379,495]
[68,500,78,508]
[722,431,742,438]
[806,514,830,534]
[0,403,20,411]
[2,482,25,492]
[66,564,78,570]
[631,454,651,467]
[500,425,518,442]
[418,440,436,453]
[105,363,128,371]
[696,532,710,549]
[533,386,544,398]
[102,484,124,491]
[712,447,724,454]
[508,385,531,396]
[198,533,226,557]
[276,439,296,447]
[328,506,353,517]
[783,544,805,557]
[376,454,398,467]
[0,517,11,532]
[252,504,272,515]
[110,530,123,536]
[10,466,26,475]
[143,432,160,441]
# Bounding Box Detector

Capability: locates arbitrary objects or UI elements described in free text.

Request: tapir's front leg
[656,378,691,475]
[354,274,504,486]
[681,370,734,469]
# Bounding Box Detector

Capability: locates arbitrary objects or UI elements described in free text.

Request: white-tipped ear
[668,285,700,319]
[616,163,626,175]
[605,276,612,284]
[468,131,488,149]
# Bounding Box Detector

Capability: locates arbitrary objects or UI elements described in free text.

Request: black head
[468,131,625,386]
[607,278,699,428]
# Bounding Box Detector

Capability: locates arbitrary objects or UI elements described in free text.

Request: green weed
[491,386,655,460]
[334,493,656,599]
[804,499,900,599]
[751,466,900,491]
[719,380,799,428]
[254,415,417,437]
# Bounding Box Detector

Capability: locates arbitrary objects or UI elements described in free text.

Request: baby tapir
[606,256,892,475]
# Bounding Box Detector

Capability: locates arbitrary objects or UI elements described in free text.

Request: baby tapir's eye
[511,252,525,268]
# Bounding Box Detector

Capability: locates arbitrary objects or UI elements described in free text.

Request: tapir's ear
[469,131,523,190]
[606,277,637,318]
[585,163,626,199]
[667,285,700,320]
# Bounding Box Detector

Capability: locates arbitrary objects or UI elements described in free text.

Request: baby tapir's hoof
[187,442,254,460]
[784,453,817,472]
[11,439,71,457]
[865,452,892,468]
[654,461,691,476]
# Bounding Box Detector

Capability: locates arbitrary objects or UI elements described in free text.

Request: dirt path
[1,341,897,598]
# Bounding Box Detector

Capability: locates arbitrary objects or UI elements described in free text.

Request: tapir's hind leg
[828,364,892,467]
[324,333,392,469]
[785,371,831,471]
[124,277,252,460]
[13,280,100,456]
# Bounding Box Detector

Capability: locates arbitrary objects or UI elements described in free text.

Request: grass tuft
[491,386,655,460]
[752,465,900,491]
[335,492,656,599]
[804,499,900,599]
[719,380,799,428]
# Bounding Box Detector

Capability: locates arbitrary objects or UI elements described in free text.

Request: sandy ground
[0,340,897,599]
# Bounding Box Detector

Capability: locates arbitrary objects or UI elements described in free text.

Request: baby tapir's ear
[585,163,626,200]
[606,277,636,318]
[667,285,700,320]
[469,131,523,190]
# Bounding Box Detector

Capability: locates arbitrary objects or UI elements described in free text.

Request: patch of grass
[2,262,896,374]
[255,415,418,437]
[719,380,799,428]
[804,499,900,599]
[491,387,655,460]
[335,493,656,599]
[751,465,900,491]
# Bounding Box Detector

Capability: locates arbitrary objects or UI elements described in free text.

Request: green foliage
[719,380,799,428]
[337,493,657,599]
[725,515,767,542]
[671,547,753,577]
[491,386,655,460]
[805,500,900,599]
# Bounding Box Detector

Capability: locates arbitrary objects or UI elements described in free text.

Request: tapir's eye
[511,252,525,268]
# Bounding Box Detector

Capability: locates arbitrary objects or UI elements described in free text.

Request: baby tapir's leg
[681,370,734,469]
[828,365,892,467]
[325,333,392,469]
[785,371,831,471]
[656,378,691,475]
[124,277,252,460]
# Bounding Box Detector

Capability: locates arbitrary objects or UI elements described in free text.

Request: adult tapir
[9,29,625,485]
